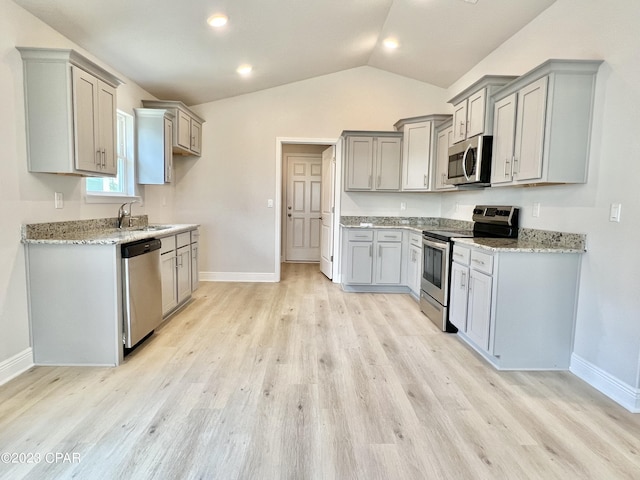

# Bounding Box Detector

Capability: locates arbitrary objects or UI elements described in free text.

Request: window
[85,110,139,202]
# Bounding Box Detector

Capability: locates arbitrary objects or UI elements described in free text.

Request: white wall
[0,0,172,377]
[442,0,640,398]
[177,67,449,277]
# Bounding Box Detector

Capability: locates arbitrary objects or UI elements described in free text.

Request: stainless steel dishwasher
[122,238,163,348]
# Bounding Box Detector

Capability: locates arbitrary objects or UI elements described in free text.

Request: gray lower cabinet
[160,229,198,317]
[407,233,422,297]
[449,243,582,369]
[342,228,405,291]
[25,243,123,366]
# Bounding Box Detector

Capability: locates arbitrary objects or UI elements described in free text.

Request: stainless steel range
[420,205,519,332]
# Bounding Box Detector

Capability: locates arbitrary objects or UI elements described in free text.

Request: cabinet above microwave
[448,75,516,145]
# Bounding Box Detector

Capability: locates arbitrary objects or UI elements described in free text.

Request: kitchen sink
[133,225,173,232]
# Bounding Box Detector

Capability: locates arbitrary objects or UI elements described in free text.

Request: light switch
[609,203,622,222]
[267,199,274,208]
[400,201,407,211]
[54,192,63,209]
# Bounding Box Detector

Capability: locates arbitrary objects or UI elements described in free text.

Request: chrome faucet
[117,201,137,229]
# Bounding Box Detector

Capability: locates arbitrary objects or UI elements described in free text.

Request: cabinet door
[72,67,100,173]
[466,269,493,351]
[176,110,192,151]
[401,122,432,191]
[514,76,548,182]
[434,126,455,190]
[375,137,402,191]
[97,81,117,175]
[466,88,486,138]
[491,93,517,185]
[177,245,192,303]
[191,242,199,291]
[452,100,467,144]
[449,262,469,331]
[346,241,373,284]
[407,244,421,294]
[164,117,173,182]
[345,136,374,190]
[376,242,402,284]
[161,251,178,315]
[190,119,202,155]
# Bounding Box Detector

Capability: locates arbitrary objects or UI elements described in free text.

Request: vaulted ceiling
[14,0,556,105]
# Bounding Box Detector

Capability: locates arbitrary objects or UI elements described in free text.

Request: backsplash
[22,215,149,240]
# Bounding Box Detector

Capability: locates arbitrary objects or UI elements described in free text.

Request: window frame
[84,110,142,204]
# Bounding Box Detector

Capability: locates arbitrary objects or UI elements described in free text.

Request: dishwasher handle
[121,238,162,258]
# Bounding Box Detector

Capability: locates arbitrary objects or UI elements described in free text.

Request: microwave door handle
[462,144,472,180]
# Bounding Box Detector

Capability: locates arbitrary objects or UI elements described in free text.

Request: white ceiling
[13,0,556,106]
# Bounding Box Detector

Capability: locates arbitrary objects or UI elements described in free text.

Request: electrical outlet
[54,192,63,209]
[267,199,274,208]
[532,202,540,217]
[609,203,622,222]
[400,201,407,211]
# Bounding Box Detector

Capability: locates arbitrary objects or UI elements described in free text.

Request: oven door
[421,236,450,306]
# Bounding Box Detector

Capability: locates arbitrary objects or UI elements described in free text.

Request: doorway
[275,137,340,282]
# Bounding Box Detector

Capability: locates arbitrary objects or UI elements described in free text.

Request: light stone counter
[21,215,199,245]
[340,216,586,253]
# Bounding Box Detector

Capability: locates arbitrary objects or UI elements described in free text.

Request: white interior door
[320,146,335,278]
[285,155,322,262]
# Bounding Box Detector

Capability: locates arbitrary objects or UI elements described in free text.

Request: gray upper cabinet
[448,75,517,144]
[17,47,122,176]
[343,131,403,192]
[394,114,451,192]
[141,100,205,156]
[135,108,174,184]
[490,59,603,186]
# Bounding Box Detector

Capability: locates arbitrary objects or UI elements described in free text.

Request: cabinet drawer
[376,230,402,242]
[348,230,374,241]
[177,232,191,248]
[190,229,200,244]
[160,235,176,254]
[452,245,471,265]
[470,250,493,275]
[409,233,422,247]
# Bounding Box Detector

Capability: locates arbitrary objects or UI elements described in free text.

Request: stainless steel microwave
[446,135,492,187]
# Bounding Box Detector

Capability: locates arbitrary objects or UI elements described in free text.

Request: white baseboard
[200,271,278,283]
[570,353,640,413]
[0,348,34,386]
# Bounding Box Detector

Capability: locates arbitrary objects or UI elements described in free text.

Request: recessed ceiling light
[237,64,253,76]
[383,38,399,49]
[207,14,228,27]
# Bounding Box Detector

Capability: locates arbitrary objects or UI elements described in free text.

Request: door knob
[288,213,292,217]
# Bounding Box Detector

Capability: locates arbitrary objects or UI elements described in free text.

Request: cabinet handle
[461,271,466,288]
[369,245,372,257]
[469,277,473,292]
[378,245,382,258]
[472,258,485,266]
[424,174,428,187]
[95,150,101,169]
[101,149,106,168]
[459,121,465,137]
[504,158,510,177]
[513,156,519,175]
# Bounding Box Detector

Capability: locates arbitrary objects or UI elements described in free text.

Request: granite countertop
[22,216,199,245]
[453,237,585,254]
[339,215,586,253]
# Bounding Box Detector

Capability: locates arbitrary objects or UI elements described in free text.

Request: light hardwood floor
[1,263,639,479]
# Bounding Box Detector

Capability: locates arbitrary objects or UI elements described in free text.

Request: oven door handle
[422,237,448,251]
